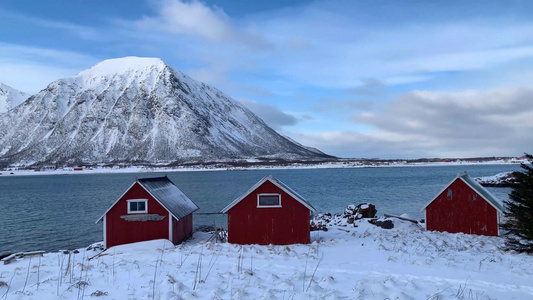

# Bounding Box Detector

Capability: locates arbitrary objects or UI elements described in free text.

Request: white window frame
[257,193,282,208]
[127,199,148,214]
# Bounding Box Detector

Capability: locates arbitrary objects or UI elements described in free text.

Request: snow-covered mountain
[0,57,331,166]
[0,83,29,113]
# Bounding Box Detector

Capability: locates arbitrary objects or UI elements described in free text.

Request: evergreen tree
[500,154,533,253]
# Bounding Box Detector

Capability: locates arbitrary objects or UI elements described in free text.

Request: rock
[369,219,394,229]
[311,203,379,229]
[195,225,218,232]
[356,203,377,218]
[343,203,377,220]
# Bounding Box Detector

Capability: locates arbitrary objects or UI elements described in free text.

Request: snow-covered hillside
[0,83,29,113]
[1,219,532,299]
[0,57,331,166]
[475,171,516,186]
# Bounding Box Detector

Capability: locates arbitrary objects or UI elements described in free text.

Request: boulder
[311,203,378,228]
[357,203,377,218]
[368,218,394,229]
[344,203,377,219]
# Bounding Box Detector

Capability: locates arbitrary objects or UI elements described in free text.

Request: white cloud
[238,98,299,131]
[117,0,533,95]
[137,0,268,49]
[0,44,98,93]
[138,0,233,42]
[401,46,533,74]
[289,87,533,158]
[245,4,533,89]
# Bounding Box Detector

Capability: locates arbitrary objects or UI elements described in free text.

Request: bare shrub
[90,290,108,296]
[73,280,89,289]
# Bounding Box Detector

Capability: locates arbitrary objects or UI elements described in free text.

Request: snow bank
[1,220,532,299]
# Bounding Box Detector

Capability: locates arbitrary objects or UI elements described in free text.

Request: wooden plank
[384,213,418,224]
[1,253,20,265]
[1,251,44,265]
[23,251,45,258]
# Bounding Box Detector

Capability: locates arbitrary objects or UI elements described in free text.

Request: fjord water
[0,165,520,255]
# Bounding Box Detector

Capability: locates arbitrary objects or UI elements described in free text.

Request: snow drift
[1,219,532,299]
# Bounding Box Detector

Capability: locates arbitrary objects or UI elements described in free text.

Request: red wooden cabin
[222,175,316,245]
[96,176,199,249]
[421,172,503,236]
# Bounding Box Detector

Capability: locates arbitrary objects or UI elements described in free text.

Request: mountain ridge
[0,57,332,167]
[0,83,30,114]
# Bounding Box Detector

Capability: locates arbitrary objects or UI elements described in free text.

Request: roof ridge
[459,172,503,212]
[137,175,169,181]
[421,172,504,213]
[221,174,316,213]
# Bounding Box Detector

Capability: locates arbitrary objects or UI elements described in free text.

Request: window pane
[138,201,146,211]
[260,196,279,206]
[130,202,138,211]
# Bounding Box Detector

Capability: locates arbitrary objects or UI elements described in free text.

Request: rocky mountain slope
[0,83,29,114]
[0,57,332,166]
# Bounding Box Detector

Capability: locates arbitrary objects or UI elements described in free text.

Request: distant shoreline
[0,159,525,178]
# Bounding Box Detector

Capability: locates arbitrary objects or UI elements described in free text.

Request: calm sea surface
[0,165,521,255]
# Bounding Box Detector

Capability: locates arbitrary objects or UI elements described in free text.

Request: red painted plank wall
[172,213,193,244]
[105,183,169,248]
[426,179,499,236]
[227,180,310,245]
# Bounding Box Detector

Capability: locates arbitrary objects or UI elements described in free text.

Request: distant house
[421,172,503,236]
[96,176,199,248]
[221,175,316,245]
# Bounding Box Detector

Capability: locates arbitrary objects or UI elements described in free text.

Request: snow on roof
[458,172,504,212]
[138,176,199,220]
[96,176,198,223]
[420,172,504,212]
[221,174,316,213]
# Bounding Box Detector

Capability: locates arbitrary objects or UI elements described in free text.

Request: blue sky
[1,0,532,158]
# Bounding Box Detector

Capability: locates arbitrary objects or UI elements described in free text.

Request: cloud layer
[0,44,98,93]
[137,0,233,42]
[296,87,533,158]
[238,98,299,131]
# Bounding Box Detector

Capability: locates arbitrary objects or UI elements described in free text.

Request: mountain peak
[0,83,30,113]
[77,57,167,78]
[0,57,331,166]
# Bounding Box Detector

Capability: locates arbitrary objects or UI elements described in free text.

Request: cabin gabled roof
[420,172,504,213]
[221,174,316,213]
[96,176,199,223]
[138,177,199,219]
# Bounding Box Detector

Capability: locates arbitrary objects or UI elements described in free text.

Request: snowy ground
[0,158,524,177]
[474,171,516,186]
[1,219,532,299]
